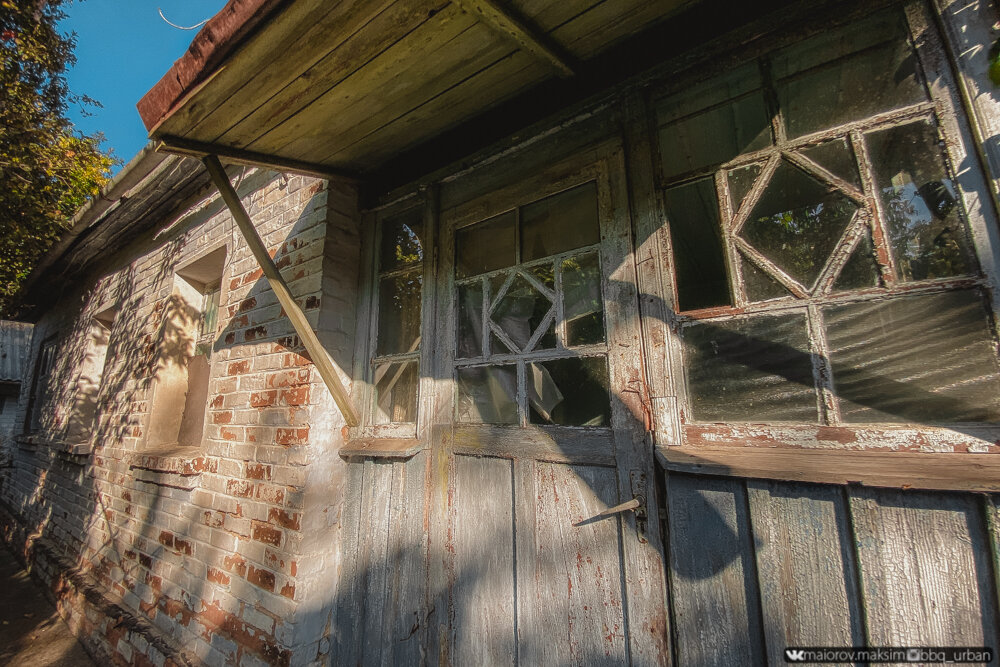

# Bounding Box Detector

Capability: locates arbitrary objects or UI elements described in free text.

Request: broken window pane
[741,256,789,302]
[456,211,516,278]
[528,357,611,426]
[774,13,926,137]
[825,290,1000,423]
[740,160,858,288]
[798,139,862,189]
[374,360,419,424]
[457,281,484,359]
[456,365,518,424]
[376,272,422,356]
[832,230,881,291]
[380,208,424,271]
[491,272,553,352]
[728,163,763,212]
[867,121,976,281]
[562,253,605,346]
[683,313,818,422]
[520,183,600,261]
[663,178,732,311]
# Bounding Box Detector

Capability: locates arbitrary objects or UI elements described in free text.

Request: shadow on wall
[0,170,357,664]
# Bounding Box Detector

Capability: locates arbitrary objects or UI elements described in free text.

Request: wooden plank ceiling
[145,0,693,176]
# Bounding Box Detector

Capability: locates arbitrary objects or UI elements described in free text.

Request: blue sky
[60,0,228,171]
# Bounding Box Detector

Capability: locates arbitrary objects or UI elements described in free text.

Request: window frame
[434,145,642,464]
[649,0,1000,451]
[353,198,435,440]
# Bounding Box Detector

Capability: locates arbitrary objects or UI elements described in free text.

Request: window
[64,306,117,443]
[369,207,424,426]
[25,334,58,434]
[655,9,1000,429]
[146,247,225,450]
[453,182,612,427]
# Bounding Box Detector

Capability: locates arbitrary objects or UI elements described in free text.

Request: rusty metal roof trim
[136,0,289,133]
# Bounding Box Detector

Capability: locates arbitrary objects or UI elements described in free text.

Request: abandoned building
[3,0,1000,664]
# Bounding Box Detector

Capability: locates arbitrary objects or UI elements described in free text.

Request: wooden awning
[138,0,694,179]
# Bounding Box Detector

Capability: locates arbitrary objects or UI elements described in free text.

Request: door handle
[572,495,646,528]
[596,495,644,518]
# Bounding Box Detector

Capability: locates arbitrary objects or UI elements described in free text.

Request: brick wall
[0,169,361,666]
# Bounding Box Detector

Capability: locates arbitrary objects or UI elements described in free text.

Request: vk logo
[785,649,807,662]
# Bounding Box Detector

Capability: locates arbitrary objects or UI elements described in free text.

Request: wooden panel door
[428,143,670,665]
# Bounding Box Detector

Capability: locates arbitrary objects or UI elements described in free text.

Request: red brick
[279,386,309,406]
[250,390,277,408]
[242,268,264,285]
[227,479,254,498]
[267,508,301,531]
[207,567,230,586]
[249,325,269,340]
[251,521,282,546]
[227,360,250,375]
[158,531,174,549]
[220,426,241,441]
[222,554,247,578]
[256,484,285,504]
[280,582,295,599]
[275,427,308,445]
[282,351,311,368]
[246,463,270,481]
[173,538,192,556]
[247,565,276,592]
[212,410,233,424]
[210,394,224,408]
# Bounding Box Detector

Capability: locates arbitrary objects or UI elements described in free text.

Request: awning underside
[139,0,694,178]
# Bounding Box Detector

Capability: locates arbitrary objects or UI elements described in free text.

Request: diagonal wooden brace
[202,154,360,427]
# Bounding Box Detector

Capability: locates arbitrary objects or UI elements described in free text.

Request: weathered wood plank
[360,459,395,664]
[451,454,516,664]
[218,0,449,149]
[155,0,363,139]
[381,453,428,664]
[622,90,681,444]
[666,473,765,667]
[246,1,476,156]
[848,487,1000,647]
[339,437,423,459]
[452,424,615,466]
[326,50,548,169]
[453,0,576,76]
[597,145,672,663]
[747,480,864,663]
[331,458,366,663]
[273,12,505,162]
[516,462,628,665]
[659,445,1000,493]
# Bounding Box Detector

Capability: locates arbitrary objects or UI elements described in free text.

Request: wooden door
[426,143,670,665]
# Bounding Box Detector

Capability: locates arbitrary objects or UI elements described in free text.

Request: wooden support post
[202,154,360,427]
[453,0,576,77]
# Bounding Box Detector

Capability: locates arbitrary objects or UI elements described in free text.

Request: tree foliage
[0,0,115,316]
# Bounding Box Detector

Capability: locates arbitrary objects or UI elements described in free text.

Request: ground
[0,544,95,666]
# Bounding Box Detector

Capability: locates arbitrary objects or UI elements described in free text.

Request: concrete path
[0,544,96,666]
